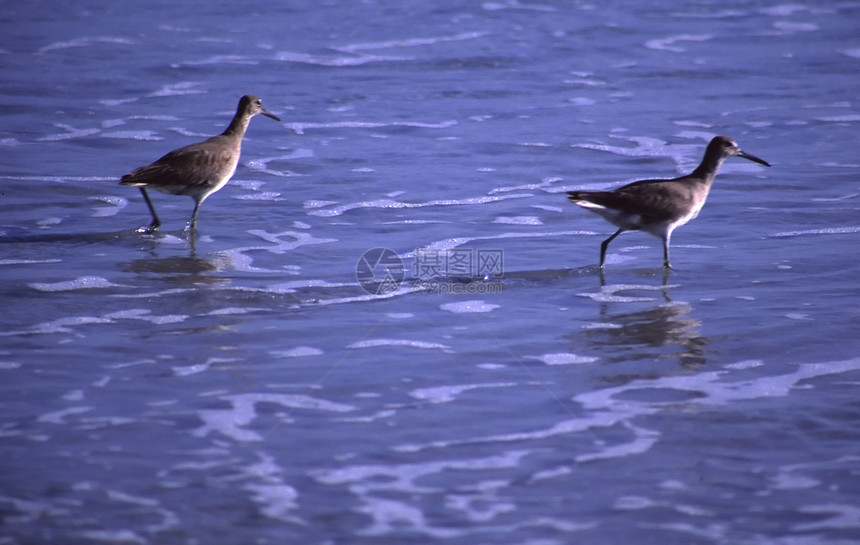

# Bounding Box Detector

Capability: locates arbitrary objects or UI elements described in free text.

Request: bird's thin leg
[139,188,161,233]
[662,234,673,270]
[187,200,202,232]
[599,228,625,268]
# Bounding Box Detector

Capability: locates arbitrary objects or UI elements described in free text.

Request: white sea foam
[29,276,122,292]
[100,97,139,106]
[773,21,819,32]
[235,192,283,201]
[338,31,489,53]
[482,1,556,12]
[271,346,324,358]
[311,450,531,537]
[810,192,859,202]
[396,357,860,461]
[242,454,301,523]
[174,55,260,67]
[284,120,456,136]
[0,259,62,266]
[792,504,860,532]
[37,406,93,424]
[104,309,187,325]
[312,285,416,307]
[489,176,561,195]
[582,322,623,330]
[1,316,111,336]
[172,358,238,377]
[613,495,657,510]
[306,193,531,217]
[492,216,543,226]
[759,5,812,16]
[575,357,860,411]
[532,204,563,213]
[303,199,339,209]
[148,82,206,97]
[815,115,860,123]
[215,230,336,273]
[577,283,676,304]
[400,230,594,257]
[37,36,137,54]
[439,300,500,313]
[264,279,348,294]
[528,353,599,365]
[572,135,705,175]
[90,196,128,217]
[207,307,265,316]
[669,9,745,18]
[38,124,101,141]
[244,149,315,178]
[101,130,162,140]
[193,393,354,442]
[275,51,410,67]
[410,382,519,403]
[771,226,860,238]
[348,339,451,351]
[80,530,147,544]
[644,34,713,53]
[576,424,659,462]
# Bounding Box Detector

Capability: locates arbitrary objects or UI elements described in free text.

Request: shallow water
[2,1,860,544]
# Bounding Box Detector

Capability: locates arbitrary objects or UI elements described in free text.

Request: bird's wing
[120,137,236,194]
[571,179,695,223]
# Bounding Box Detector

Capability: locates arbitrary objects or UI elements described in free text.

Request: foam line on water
[310,449,532,537]
[215,230,337,273]
[336,31,490,53]
[410,382,521,403]
[0,259,63,266]
[347,339,452,351]
[307,193,531,217]
[400,230,594,257]
[192,393,355,442]
[572,134,716,174]
[394,356,860,456]
[284,120,457,136]
[311,284,416,306]
[36,36,138,54]
[492,216,543,226]
[527,353,599,365]
[274,51,411,67]
[244,149,315,178]
[576,283,678,304]
[771,226,860,238]
[439,300,500,313]
[270,346,324,358]
[90,196,128,217]
[644,34,713,53]
[29,276,125,292]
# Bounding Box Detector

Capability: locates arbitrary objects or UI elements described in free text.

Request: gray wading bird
[121,95,280,232]
[567,136,770,269]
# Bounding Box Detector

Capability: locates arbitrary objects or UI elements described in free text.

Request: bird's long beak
[261,109,281,122]
[738,150,770,167]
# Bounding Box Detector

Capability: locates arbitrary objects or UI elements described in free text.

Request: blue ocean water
[2,1,860,543]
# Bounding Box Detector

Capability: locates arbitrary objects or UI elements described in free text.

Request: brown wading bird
[120,95,280,233]
[567,136,770,269]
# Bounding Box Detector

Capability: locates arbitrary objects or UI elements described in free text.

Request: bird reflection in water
[118,245,229,287]
[576,278,708,368]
